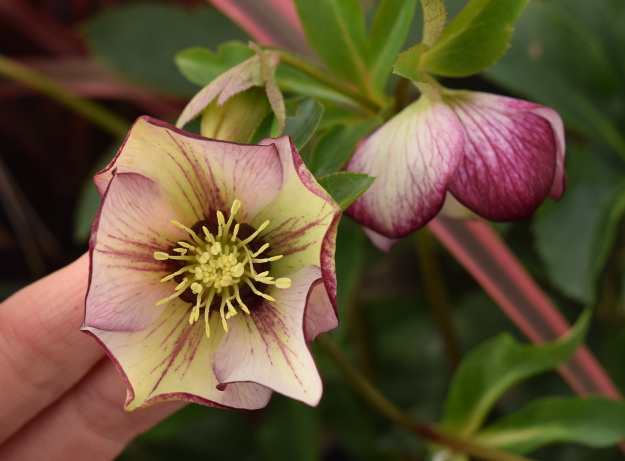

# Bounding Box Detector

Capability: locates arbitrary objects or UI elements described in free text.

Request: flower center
[153,199,291,338]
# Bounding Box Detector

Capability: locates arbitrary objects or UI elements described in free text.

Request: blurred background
[1,0,625,459]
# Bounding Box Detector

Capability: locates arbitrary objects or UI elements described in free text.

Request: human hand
[0,254,185,461]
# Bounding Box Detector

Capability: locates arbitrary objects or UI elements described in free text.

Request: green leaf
[368,0,417,93]
[476,397,625,454]
[84,4,248,96]
[533,147,625,303]
[282,98,324,150]
[309,118,382,177]
[318,172,374,211]
[440,308,591,437]
[419,0,529,77]
[276,65,355,107]
[175,42,254,87]
[393,43,429,82]
[317,100,368,131]
[293,0,368,89]
[256,397,319,461]
[421,0,447,47]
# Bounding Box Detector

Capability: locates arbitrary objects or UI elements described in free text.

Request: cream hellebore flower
[345,88,565,251]
[82,116,341,410]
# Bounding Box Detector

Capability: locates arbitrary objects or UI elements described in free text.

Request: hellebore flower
[82,116,340,410]
[345,89,565,251]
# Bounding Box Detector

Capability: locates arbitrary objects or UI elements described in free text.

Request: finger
[0,358,185,461]
[0,254,104,442]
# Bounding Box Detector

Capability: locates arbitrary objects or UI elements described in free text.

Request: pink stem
[429,217,621,399]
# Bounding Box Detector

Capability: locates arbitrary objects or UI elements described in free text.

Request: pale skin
[0,254,185,460]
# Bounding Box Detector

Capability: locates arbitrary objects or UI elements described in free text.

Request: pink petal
[345,97,465,238]
[305,280,338,342]
[212,266,323,406]
[446,91,565,221]
[96,117,284,224]
[257,136,341,339]
[83,300,273,411]
[85,172,187,331]
[362,226,401,252]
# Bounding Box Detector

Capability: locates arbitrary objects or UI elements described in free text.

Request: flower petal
[345,97,465,238]
[212,265,323,406]
[82,300,273,411]
[255,136,341,337]
[96,117,283,224]
[85,172,187,331]
[446,91,564,221]
[305,281,338,342]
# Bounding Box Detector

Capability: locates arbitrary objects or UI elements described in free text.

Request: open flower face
[346,90,565,249]
[82,116,340,410]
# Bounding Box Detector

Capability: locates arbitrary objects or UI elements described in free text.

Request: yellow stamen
[154,200,285,338]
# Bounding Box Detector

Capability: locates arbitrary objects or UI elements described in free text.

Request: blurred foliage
[2,0,625,459]
[83,3,249,96]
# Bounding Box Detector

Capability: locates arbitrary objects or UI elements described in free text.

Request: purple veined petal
[82,300,273,411]
[85,171,187,331]
[212,265,323,406]
[256,136,341,336]
[362,226,401,253]
[95,117,284,224]
[176,51,279,129]
[445,91,565,221]
[345,96,465,239]
[535,107,566,199]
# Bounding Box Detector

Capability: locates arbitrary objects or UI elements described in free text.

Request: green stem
[415,228,462,370]
[316,334,535,461]
[0,55,130,138]
[274,50,381,113]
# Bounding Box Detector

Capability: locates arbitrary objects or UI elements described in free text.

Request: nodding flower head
[345,89,565,251]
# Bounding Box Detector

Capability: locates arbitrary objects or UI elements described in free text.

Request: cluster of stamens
[154,199,291,338]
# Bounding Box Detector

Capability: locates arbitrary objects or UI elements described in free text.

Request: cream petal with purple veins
[85,120,340,410]
[85,172,187,331]
[212,266,324,406]
[95,117,284,225]
[256,136,341,339]
[345,96,465,238]
[83,299,273,411]
[445,91,564,221]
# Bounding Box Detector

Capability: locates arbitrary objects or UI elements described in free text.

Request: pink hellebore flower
[82,116,341,410]
[345,89,565,251]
